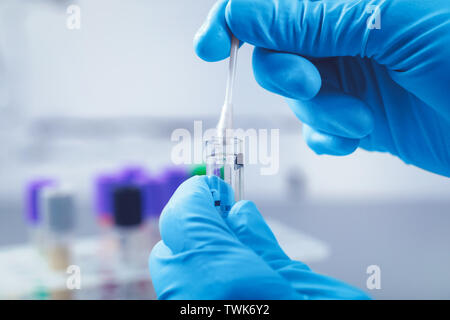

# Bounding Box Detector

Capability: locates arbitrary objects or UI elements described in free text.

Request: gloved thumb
[159,176,239,255]
[226,200,311,271]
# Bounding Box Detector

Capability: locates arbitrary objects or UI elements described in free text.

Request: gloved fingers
[224,200,370,300]
[303,124,360,156]
[252,47,321,101]
[225,0,386,59]
[226,201,298,264]
[275,261,371,300]
[286,90,375,139]
[150,240,302,300]
[253,48,375,139]
[194,0,243,62]
[159,176,239,255]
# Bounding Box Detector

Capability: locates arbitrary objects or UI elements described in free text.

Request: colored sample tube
[190,164,207,177]
[25,179,56,251]
[118,166,147,184]
[25,179,56,226]
[113,186,143,228]
[41,186,76,271]
[95,174,118,226]
[95,165,189,226]
[112,184,146,266]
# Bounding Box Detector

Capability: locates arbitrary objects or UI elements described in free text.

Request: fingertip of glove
[194,27,231,62]
[227,200,265,234]
[150,240,172,258]
[287,93,375,139]
[303,125,360,156]
[228,200,259,219]
[194,0,232,62]
[253,48,322,101]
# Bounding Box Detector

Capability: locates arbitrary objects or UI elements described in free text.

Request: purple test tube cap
[118,165,148,185]
[95,174,120,220]
[25,179,56,226]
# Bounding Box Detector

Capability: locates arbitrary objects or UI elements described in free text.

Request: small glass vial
[205,137,244,214]
[40,186,75,272]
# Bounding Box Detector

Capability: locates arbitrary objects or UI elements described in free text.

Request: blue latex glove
[149,176,369,300]
[194,0,450,177]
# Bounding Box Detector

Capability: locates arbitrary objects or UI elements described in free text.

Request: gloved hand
[194,0,450,177]
[149,176,369,299]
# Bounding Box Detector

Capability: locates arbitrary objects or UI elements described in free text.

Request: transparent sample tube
[205,137,244,214]
[41,186,76,272]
